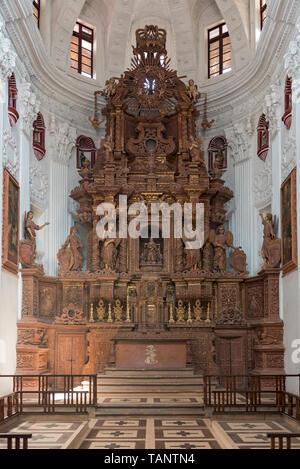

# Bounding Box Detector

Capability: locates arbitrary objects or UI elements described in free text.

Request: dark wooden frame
[260,0,267,30]
[33,0,40,28]
[208,23,231,79]
[281,168,298,276]
[71,21,94,79]
[2,168,20,275]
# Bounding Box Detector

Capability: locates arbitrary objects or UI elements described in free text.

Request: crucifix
[67,339,75,375]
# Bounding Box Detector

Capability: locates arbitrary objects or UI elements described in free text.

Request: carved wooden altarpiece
[17,26,284,381]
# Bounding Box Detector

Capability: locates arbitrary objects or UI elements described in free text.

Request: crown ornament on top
[134,25,167,57]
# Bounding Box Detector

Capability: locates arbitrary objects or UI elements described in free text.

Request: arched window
[76,135,96,169]
[257,114,269,162]
[260,1,267,30]
[8,73,19,128]
[71,21,94,78]
[33,112,46,161]
[33,0,40,28]
[208,23,231,78]
[208,136,228,171]
[282,76,292,130]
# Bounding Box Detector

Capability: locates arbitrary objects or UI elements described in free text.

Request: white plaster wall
[0,270,18,396]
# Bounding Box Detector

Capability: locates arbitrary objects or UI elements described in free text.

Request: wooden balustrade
[0,375,97,422]
[267,433,300,450]
[0,434,32,450]
[0,393,19,422]
[204,374,300,420]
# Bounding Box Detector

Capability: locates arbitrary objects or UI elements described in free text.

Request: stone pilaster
[45,117,77,276]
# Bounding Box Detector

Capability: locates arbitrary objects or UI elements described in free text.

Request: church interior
[0,0,300,451]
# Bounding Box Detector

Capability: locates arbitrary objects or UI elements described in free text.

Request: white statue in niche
[145,345,158,366]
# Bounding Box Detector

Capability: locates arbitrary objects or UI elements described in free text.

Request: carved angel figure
[101,78,118,100]
[210,226,236,272]
[57,227,84,273]
[186,79,201,104]
[260,213,281,267]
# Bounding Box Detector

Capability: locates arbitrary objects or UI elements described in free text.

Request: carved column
[45,119,77,275]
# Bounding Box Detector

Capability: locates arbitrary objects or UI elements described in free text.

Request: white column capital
[54,122,77,165]
[225,121,250,164]
[265,84,282,136]
[18,82,40,132]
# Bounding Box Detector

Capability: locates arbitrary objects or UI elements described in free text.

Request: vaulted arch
[214,0,250,71]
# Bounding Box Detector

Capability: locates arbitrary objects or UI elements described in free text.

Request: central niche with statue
[17,25,284,379]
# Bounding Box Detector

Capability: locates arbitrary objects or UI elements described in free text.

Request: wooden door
[217,336,246,390]
[56,333,86,376]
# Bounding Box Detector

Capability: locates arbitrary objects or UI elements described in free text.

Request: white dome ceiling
[51,0,251,83]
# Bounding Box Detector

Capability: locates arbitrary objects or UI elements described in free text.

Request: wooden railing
[203,374,300,420]
[267,433,300,450]
[0,375,97,423]
[0,433,32,450]
[0,393,20,422]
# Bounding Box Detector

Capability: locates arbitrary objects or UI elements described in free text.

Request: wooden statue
[141,238,163,265]
[211,149,225,178]
[57,227,84,273]
[101,238,121,270]
[19,211,50,267]
[260,213,281,268]
[78,157,93,180]
[210,226,235,272]
[188,136,206,167]
[186,79,201,104]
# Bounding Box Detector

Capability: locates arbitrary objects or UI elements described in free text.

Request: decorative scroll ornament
[55,304,86,325]
[18,82,40,130]
[0,20,16,102]
[284,22,300,102]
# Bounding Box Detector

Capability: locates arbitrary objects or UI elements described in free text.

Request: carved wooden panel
[246,284,264,319]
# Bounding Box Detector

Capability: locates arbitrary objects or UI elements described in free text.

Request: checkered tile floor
[1,417,300,449]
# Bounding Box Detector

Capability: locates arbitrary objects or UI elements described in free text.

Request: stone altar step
[97,368,206,394]
[96,392,205,416]
[101,367,196,377]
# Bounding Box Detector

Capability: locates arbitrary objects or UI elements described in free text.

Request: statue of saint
[210,226,236,272]
[78,157,93,180]
[142,238,162,264]
[188,136,206,167]
[25,211,50,259]
[260,213,281,267]
[182,224,201,271]
[57,227,84,273]
[101,238,121,270]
